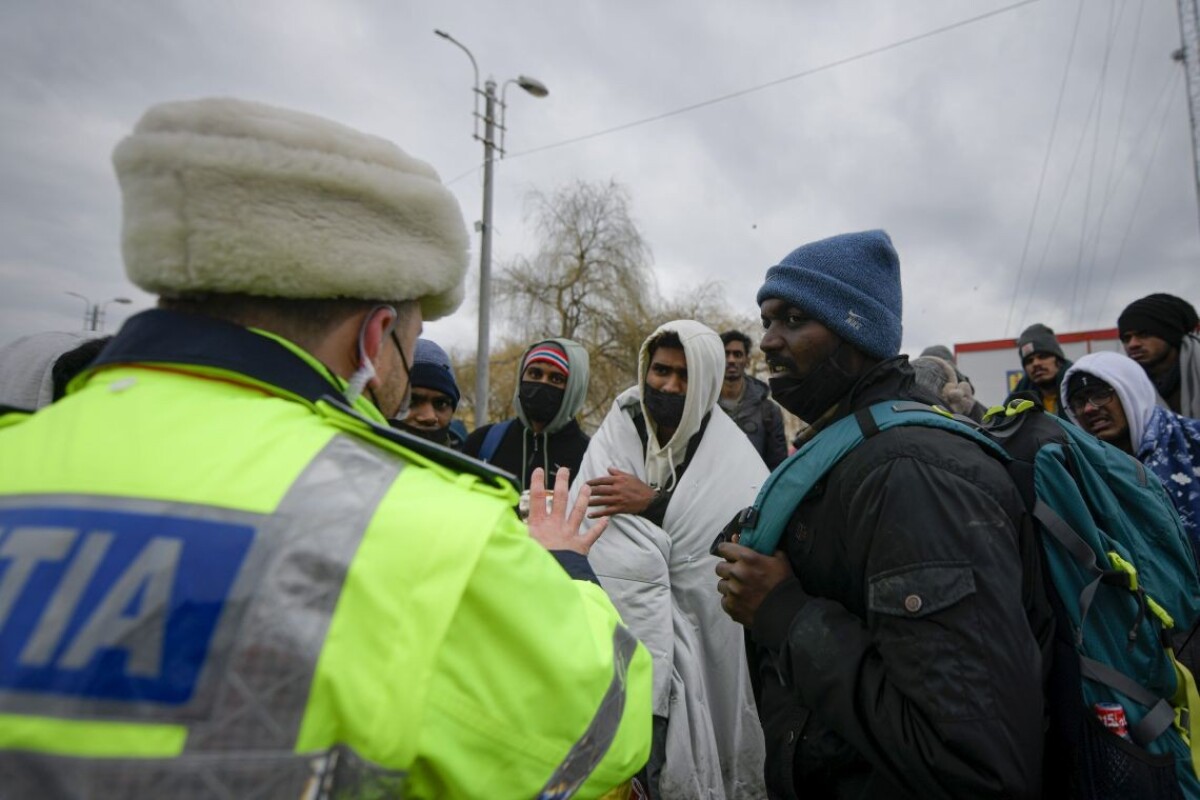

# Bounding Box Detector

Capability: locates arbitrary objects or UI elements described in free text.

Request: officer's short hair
[159,293,419,351]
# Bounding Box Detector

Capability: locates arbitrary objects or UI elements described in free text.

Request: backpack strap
[733,401,1008,554]
[1079,656,1179,746]
[478,419,514,462]
[854,407,880,438]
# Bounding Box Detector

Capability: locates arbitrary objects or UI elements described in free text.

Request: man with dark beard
[713,230,1049,799]
[392,338,464,449]
[464,338,591,492]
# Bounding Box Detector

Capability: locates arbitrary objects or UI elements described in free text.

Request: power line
[1067,0,1124,329]
[504,0,1040,161]
[1003,0,1085,335]
[1097,68,1183,321]
[1084,0,1147,319]
[444,164,482,187]
[1017,71,1106,327]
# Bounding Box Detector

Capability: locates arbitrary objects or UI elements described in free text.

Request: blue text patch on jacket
[0,502,260,711]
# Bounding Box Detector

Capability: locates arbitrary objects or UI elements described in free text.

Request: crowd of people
[0,95,1199,800]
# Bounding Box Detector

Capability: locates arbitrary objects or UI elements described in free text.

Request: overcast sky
[2,0,1198,359]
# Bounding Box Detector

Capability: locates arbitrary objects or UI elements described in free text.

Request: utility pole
[477,79,498,428]
[1176,0,1200,236]
[65,292,131,333]
[435,30,548,426]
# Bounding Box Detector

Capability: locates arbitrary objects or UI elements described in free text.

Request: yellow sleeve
[407,510,653,799]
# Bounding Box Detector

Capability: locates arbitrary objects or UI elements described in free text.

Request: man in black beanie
[1007,323,1072,419]
[1118,293,1200,417]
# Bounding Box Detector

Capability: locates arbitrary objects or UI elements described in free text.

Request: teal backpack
[723,399,1200,799]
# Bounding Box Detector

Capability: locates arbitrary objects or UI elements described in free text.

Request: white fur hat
[112,98,468,320]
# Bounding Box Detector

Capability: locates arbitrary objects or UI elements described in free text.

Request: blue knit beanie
[409,338,460,408]
[756,229,903,360]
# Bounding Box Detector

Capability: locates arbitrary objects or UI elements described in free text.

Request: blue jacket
[1139,406,1200,553]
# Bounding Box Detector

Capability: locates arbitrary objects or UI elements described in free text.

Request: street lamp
[65,292,132,332]
[435,29,549,425]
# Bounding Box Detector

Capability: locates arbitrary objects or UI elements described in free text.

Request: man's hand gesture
[527,466,607,555]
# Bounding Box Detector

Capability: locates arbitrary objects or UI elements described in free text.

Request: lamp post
[435,29,548,425]
[65,292,132,332]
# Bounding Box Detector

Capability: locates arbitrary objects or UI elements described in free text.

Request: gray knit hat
[919,344,955,363]
[1016,323,1065,363]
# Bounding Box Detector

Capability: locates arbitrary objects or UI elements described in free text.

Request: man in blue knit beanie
[715,229,1050,799]
[394,338,465,449]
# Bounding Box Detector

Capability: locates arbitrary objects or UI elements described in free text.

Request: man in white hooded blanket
[573,319,767,799]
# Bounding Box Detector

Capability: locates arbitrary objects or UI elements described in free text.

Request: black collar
[91,309,342,403]
[91,309,516,488]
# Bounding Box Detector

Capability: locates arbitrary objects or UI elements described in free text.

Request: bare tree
[495,180,658,424]
[498,180,653,336]
[488,179,764,432]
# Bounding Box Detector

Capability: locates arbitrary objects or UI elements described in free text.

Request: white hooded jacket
[574,320,767,799]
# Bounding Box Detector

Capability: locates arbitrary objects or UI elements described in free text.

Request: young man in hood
[1118,292,1200,418]
[714,229,1049,799]
[464,338,591,491]
[1008,323,1072,418]
[1062,350,1200,552]
[719,329,788,470]
[574,320,767,799]
[392,338,464,450]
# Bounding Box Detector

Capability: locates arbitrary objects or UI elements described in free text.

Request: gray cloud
[1,0,1196,361]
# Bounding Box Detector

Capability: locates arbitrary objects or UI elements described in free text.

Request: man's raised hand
[527,466,607,555]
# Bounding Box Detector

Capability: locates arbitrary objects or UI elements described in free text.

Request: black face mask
[519,381,565,424]
[768,345,859,424]
[644,384,687,431]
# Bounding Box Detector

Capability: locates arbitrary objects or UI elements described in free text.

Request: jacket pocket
[868,562,976,618]
[867,562,992,722]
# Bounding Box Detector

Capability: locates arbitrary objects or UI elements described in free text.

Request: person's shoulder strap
[731,409,869,554]
[478,419,515,462]
[730,401,1008,555]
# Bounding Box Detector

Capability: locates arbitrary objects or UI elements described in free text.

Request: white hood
[638,319,724,490]
[1061,350,1158,450]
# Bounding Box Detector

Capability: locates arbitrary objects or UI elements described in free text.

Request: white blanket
[574,388,768,799]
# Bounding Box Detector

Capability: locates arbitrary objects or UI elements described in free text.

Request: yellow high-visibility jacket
[0,309,652,799]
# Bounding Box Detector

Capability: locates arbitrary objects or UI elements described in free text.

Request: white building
[954,328,1122,409]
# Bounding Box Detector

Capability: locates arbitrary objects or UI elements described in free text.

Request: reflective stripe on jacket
[0,309,652,799]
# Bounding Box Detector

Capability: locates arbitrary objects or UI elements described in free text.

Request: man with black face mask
[714,230,1049,800]
[573,321,768,799]
[464,338,591,492]
[392,338,464,450]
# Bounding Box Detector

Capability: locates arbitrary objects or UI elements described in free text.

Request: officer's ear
[355,306,398,387]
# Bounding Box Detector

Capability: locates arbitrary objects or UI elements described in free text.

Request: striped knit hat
[522,342,570,376]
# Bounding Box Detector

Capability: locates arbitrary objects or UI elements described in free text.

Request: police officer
[0,98,651,799]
